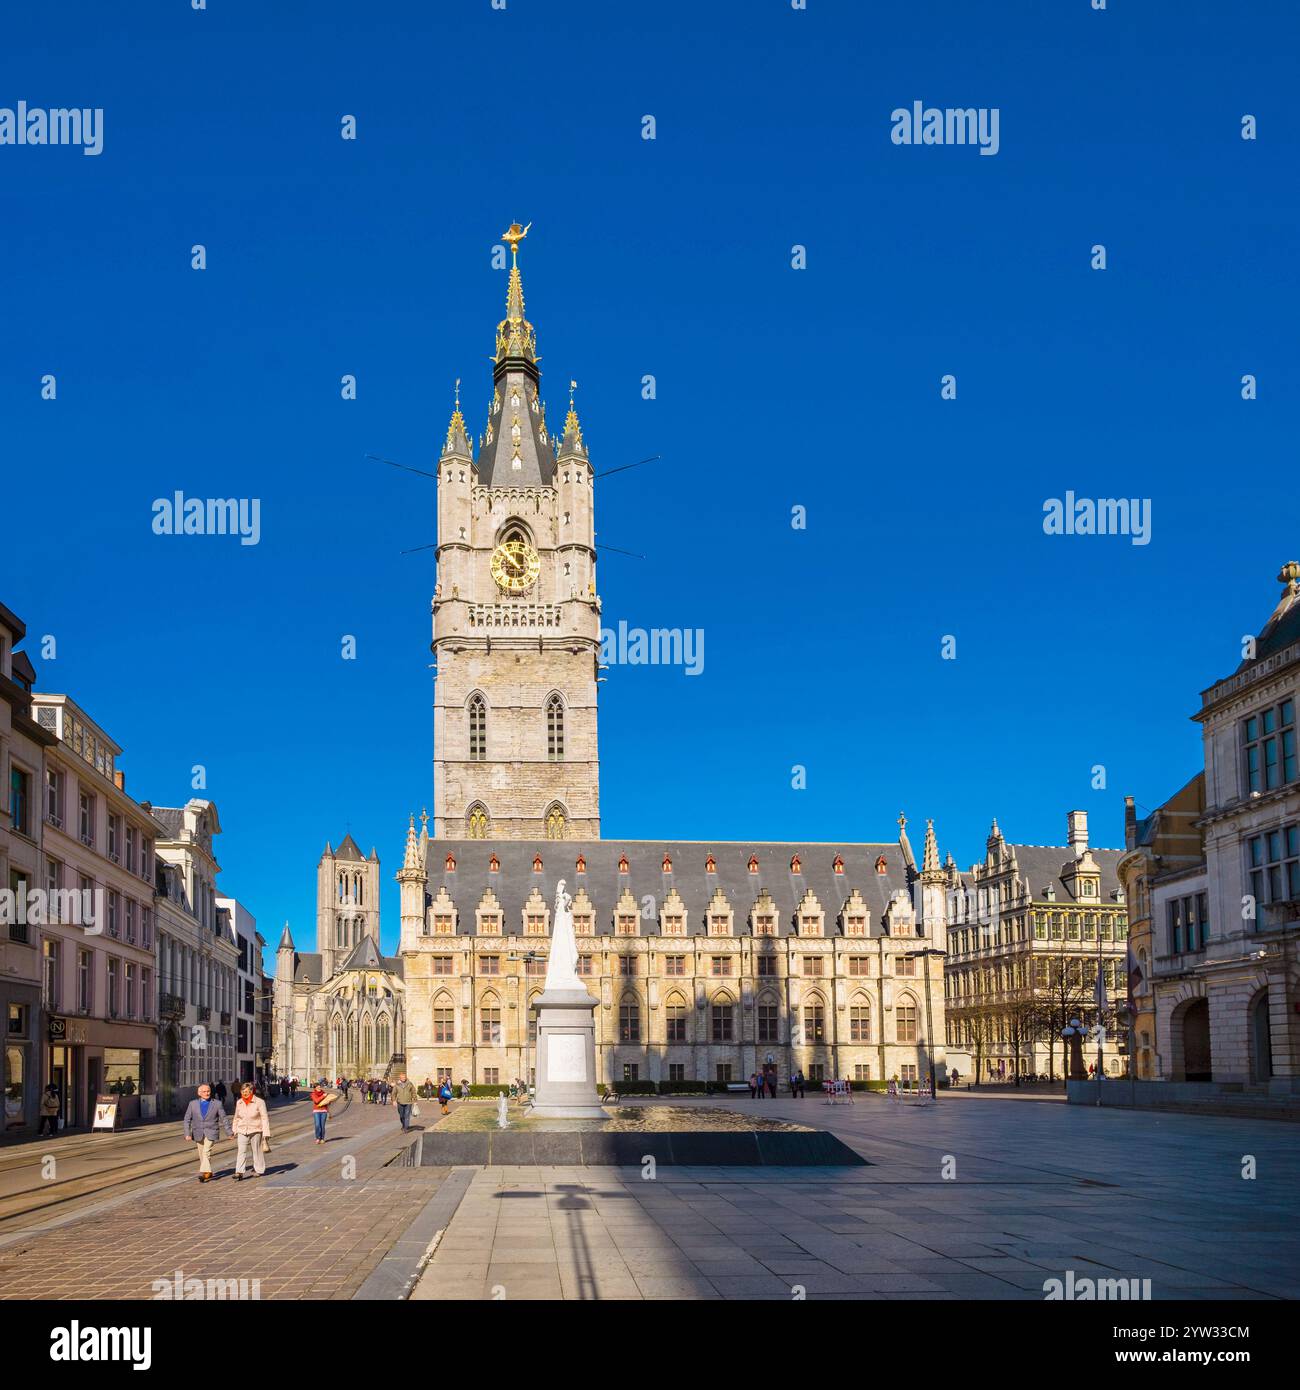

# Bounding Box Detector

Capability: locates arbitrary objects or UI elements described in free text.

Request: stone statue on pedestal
[528,879,606,1119]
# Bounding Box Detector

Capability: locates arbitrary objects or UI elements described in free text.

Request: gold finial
[502,221,531,261]
[1279,560,1300,589]
[897,812,907,832]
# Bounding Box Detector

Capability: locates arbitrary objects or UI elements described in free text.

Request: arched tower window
[545,803,567,840]
[546,694,565,761]
[468,694,486,762]
[467,804,490,840]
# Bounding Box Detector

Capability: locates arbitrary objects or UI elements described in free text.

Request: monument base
[530,988,606,1120]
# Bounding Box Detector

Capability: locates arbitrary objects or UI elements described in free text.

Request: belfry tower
[430,224,602,841]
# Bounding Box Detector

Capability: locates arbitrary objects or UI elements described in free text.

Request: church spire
[402,813,420,871]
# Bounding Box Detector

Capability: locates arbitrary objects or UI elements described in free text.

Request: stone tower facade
[431,225,601,842]
[316,835,381,980]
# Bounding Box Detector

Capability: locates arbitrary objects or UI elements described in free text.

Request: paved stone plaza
[410,1094,1300,1301]
[1,1091,1296,1300]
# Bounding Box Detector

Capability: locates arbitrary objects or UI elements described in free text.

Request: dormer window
[662,853,672,872]
[445,853,456,872]
[790,855,802,873]
[705,855,716,873]
[747,855,759,873]
[576,855,586,873]
[532,855,543,872]
[875,855,888,875]
[489,853,500,872]
[618,854,629,874]
[832,855,844,874]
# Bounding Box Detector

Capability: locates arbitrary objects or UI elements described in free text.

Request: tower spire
[443,377,470,457]
[559,378,585,456]
[495,221,537,370]
[477,221,554,487]
[922,818,942,878]
[402,812,420,871]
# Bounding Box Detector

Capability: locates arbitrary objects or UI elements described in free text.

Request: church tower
[431,224,601,841]
[316,835,381,978]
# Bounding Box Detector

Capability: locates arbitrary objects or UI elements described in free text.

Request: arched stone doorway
[1177,998,1212,1082]
[1249,990,1273,1084]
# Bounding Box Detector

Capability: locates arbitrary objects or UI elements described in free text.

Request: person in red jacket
[310,1083,333,1143]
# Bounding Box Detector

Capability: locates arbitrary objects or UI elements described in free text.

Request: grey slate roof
[422,840,921,937]
[333,834,365,861]
[474,368,557,488]
[291,952,323,984]
[957,842,1126,902]
[151,807,186,840]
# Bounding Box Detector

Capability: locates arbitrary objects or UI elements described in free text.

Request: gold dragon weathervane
[502,220,531,260]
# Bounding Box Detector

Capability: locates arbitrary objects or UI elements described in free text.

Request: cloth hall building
[273,227,948,1089]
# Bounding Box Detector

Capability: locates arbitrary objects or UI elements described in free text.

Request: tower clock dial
[490,537,541,595]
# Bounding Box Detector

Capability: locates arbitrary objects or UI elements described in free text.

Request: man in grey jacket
[182,1083,231,1183]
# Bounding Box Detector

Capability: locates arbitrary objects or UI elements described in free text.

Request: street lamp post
[904,947,947,1100]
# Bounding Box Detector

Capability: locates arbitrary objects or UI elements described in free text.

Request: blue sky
[3,1,1297,964]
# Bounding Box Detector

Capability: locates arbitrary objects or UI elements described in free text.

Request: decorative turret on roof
[1245,559,1300,664]
[557,379,586,458]
[477,222,556,488]
[402,814,420,872]
[443,378,471,458]
[897,812,916,873]
[921,818,943,879]
[278,921,294,951]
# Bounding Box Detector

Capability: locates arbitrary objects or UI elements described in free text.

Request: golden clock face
[491,538,541,595]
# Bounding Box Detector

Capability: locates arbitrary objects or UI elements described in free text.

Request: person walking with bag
[232,1081,272,1180]
[182,1082,231,1183]
[38,1085,61,1136]
[438,1078,453,1116]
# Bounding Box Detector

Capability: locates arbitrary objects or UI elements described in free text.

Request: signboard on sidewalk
[91,1095,120,1131]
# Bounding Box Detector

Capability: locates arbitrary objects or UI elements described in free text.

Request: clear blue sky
[4,1,1297,966]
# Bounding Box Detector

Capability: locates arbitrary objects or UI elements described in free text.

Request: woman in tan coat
[231,1081,271,1180]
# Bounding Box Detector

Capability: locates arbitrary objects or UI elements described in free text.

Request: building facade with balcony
[30,694,159,1127]
[1144,562,1300,1091]
[152,800,237,1113]
[1,604,55,1135]
[944,811,1129,1081]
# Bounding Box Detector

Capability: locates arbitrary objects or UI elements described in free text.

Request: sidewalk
[0,1093,316,1227]
[0,1097,442,1299]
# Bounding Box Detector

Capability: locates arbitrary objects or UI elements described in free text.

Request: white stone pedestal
[530,988,606,1119]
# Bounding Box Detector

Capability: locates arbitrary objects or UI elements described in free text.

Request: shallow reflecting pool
[435,1103,813,1134]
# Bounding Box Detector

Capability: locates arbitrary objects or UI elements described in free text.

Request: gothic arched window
[546,694,565,761]
[545,804,567,840]
[467,804,489,840]
[468,694,486,762]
